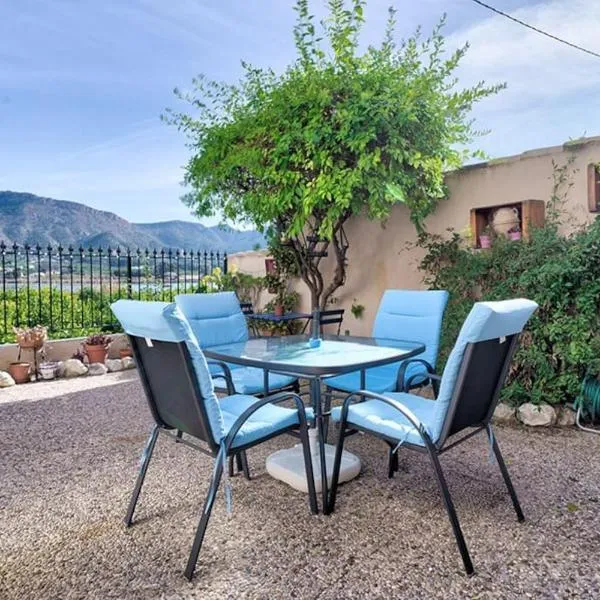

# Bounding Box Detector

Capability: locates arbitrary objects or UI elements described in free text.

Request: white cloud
[448,0,600,110]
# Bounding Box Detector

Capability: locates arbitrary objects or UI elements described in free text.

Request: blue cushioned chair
[328,298,538,575]
[176,292,298,396]
[111,300,317,580]
[325,290,449,395]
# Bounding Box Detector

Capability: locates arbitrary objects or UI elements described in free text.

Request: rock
[62,359,88,378]
[88,363,108,376]
[0,371,16,387]
[556,406,576,427]
[492,403,515,425]
[106,359,123,373]
[56,361,65,377]
[121,357,136,370]
[517,402,556,427]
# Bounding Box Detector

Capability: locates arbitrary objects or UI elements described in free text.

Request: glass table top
[203,334,425,376]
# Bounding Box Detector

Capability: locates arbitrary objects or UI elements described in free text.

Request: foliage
[84,333,111,347]
[166,0,502,308]
[350,300,365,319]
[196,265,265,304]
[418,161,600,406]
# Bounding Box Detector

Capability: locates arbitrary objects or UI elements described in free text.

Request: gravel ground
[2,377,600,600]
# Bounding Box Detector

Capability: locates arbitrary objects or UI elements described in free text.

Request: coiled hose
[574,375,600,434]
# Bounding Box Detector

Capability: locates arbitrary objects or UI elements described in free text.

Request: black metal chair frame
[126,335,318,580]
[328,335,525,576]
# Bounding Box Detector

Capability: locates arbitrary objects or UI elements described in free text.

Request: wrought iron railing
[0,243,227,343]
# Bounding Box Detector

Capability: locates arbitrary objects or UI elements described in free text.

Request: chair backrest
[319,308,345,335]
[175,292,248,348]
[372,290,449,370]
[111,300,224,451]
[239,301,254,316]
[432,299,538,446]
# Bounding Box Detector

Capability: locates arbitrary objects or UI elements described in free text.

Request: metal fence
[0,242,227,342]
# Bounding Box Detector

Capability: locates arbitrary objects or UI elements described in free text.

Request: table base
[266,443,361,494]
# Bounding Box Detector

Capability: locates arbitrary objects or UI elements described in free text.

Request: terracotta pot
[479,235,492,249]
[8,362,30,384]
[508,231,521,241]
[119,348,133,359]
[274,304,284,317]
[85,343,107,364]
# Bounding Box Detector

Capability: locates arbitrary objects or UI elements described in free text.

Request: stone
[556,406,576,427]
[121,357,136,370]
[87,363,108,376]
[56,361,65,377]
[517,402,556,427]
[62,359,88,378]
[0,371,16,387]
[105,359,123,373]
[492,403,515,425]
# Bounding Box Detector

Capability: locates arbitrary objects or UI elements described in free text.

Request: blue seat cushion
[212,366,297,395]
[220,395,311,448]
[330,392,437,447]
[325,364,399,394]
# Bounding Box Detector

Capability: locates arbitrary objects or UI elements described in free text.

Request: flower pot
[39,362,58,380]
[508,231,521,241]
[85,344,107,364]
[274,304,284,317]
[8,362,30,384]
[119,348,133,359]
[479,235,492,249]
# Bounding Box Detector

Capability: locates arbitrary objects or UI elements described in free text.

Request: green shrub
[418,164,600,406]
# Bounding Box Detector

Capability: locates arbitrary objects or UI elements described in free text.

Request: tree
[166,0,503,309]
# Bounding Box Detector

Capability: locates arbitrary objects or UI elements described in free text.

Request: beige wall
[294,137,600,337]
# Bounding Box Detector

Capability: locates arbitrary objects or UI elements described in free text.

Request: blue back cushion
[431,298,538,442]
[372,290,449,369]
[111,300,225,443]
[175,292,248,348]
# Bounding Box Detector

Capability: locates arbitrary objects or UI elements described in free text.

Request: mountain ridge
[0,191,265,252]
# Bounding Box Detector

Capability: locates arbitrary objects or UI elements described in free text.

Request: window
[588,163,600,212]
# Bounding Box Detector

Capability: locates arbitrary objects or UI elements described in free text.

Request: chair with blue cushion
[176,292,298,396]
[111,300,316,580]
[328,298,538,575]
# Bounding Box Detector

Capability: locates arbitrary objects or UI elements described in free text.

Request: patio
[2,375,600,600]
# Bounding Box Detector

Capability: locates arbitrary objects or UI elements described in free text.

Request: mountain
[0,191,265,252]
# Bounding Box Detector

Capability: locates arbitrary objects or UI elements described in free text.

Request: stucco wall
[294,137,600,336]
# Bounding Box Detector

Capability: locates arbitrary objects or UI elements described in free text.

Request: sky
[0,0,599,225]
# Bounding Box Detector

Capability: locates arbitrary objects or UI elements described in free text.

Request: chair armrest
[223,392,310,452]
[206,360,236,395]
[397,358,440,397]
[338,390,433,446]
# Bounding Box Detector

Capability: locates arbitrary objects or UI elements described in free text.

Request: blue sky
[1,0,599,225]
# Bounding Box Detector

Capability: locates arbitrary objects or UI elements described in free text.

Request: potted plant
[479,225,493,249]
[507,224,521,241]
[265,273,286,316]
[83,334,111,364]
[8,361,30,384]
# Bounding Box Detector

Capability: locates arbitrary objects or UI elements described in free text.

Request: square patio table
[204,334,425,513]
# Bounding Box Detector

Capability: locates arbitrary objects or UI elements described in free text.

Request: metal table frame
[204,334,425,514]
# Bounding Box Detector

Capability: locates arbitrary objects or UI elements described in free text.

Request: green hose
[573,375,600,434]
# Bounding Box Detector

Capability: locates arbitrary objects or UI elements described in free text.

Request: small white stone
[121,357,136,370]
[105,359,124,373]
[0,371,16,387]
[87,363,108,376]
[492,403,515,425]
[56,361,65,378]
[62,359,88,378]
[517,402,556,427]
[556,406,576,427]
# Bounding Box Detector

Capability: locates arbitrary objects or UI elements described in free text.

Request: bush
[418,164,600,406]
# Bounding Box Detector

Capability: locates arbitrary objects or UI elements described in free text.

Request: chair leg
[426,446,474,576]
[239,450,251,480]
[387,445,399,479]
[491,433,525,522]
[298,418,318,515]
[228,455,235,477]
[125,425,159,527]
[322,388,333,443]
[327,418,347,513]
[184,452,225,581]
